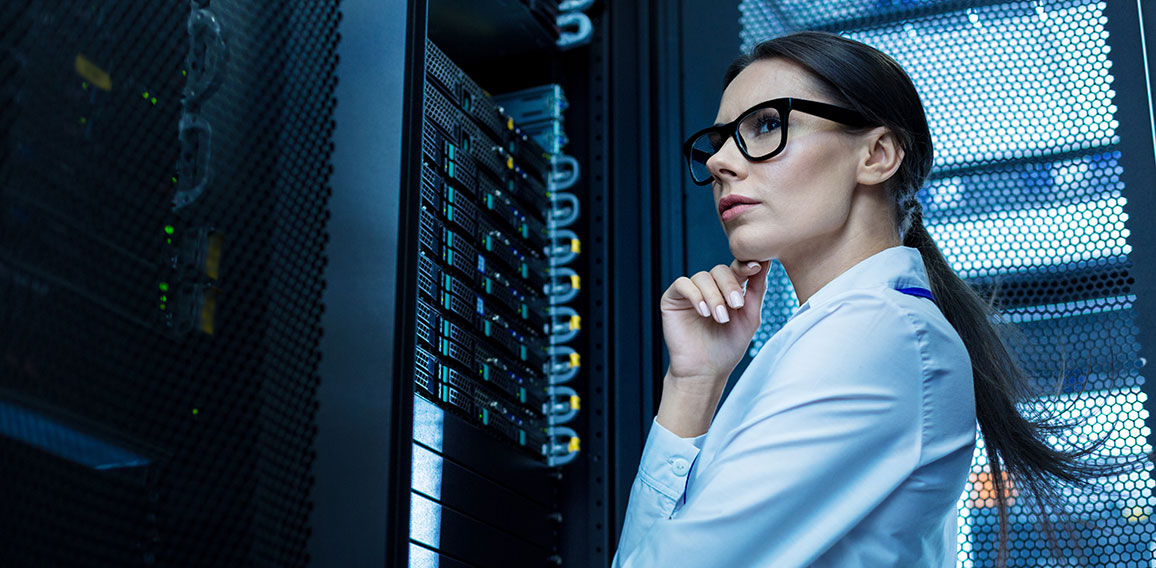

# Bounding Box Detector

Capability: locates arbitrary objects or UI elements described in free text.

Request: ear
[856,127,905,187]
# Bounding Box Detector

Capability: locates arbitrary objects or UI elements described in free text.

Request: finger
[690,270,730,323]
[730,258,764,277]
[743,261,772,306]
[709,264,747,311]
[730,259,764,294]
[668,276,712,318]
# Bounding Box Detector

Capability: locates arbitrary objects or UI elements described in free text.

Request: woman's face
[708,58,866,264]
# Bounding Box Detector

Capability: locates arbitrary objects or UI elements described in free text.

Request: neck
[779,190,901,304]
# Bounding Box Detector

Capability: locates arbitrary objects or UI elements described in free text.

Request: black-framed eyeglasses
[682,97,872,186]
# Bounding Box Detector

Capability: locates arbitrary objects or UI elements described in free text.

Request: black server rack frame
[398,2,597,567]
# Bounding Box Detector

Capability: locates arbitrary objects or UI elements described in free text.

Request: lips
[718,194,760,220]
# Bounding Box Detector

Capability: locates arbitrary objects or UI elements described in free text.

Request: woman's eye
[751,115,780,136]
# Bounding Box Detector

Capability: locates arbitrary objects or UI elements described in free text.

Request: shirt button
[670,457,690,476]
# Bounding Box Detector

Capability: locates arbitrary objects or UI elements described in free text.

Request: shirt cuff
[636,418,705,501]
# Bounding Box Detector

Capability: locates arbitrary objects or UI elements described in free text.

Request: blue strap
[896,286,936,303]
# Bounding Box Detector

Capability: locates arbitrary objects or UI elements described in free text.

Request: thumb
[743,260,771,305]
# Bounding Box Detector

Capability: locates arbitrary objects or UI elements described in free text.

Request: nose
[705,136,747,185]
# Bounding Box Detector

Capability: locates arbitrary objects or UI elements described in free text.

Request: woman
[612,31,1114,567]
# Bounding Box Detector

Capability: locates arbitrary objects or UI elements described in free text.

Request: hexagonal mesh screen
[739,1,1154,565]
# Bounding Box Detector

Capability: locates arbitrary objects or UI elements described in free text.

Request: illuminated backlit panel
[740,1,1154,566]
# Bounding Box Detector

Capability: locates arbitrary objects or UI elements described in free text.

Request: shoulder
[777,288,925,377]
[745,286,970,398]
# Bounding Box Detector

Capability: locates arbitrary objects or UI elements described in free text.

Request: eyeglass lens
[688,105,785,184]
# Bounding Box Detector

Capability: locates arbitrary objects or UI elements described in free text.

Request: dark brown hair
[725,31,1129,565]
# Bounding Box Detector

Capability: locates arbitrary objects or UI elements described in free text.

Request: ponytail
[904,209,1125,566]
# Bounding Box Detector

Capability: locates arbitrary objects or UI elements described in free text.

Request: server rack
[397,4,615,566]
[314,0,643,566]
[1,1,339,565]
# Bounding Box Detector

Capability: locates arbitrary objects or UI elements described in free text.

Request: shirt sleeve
[612,419,706,563]
[612,294,927,567]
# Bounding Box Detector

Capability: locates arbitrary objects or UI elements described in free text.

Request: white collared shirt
[612,246,977,567]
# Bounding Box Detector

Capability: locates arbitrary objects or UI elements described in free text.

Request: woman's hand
[660,259,771,389]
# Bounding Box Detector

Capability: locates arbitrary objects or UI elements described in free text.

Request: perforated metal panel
[0,1,338,565]
[739,1,1154,565]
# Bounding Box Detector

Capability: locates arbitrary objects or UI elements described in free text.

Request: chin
[727,236,779,263]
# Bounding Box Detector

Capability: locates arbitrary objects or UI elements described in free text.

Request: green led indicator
[192,408,199,415]
[159,304,166,311]
[150,97,157,105]
[182,69,187,76]
[171,176,177,184]
[164,225,174,235]
[166,238,172,245]
[82,82,89,90]
[142,91,149,99]
[160,295,168,303]
[159,282,169,291]
[79,117,87,125]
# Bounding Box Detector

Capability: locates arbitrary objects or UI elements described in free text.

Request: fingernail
[697,301,710,317]
[729,290,744,308]
[715,304,730,323]
[747,262,760,271]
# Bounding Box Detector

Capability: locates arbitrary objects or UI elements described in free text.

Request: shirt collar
[788,246,931,321]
